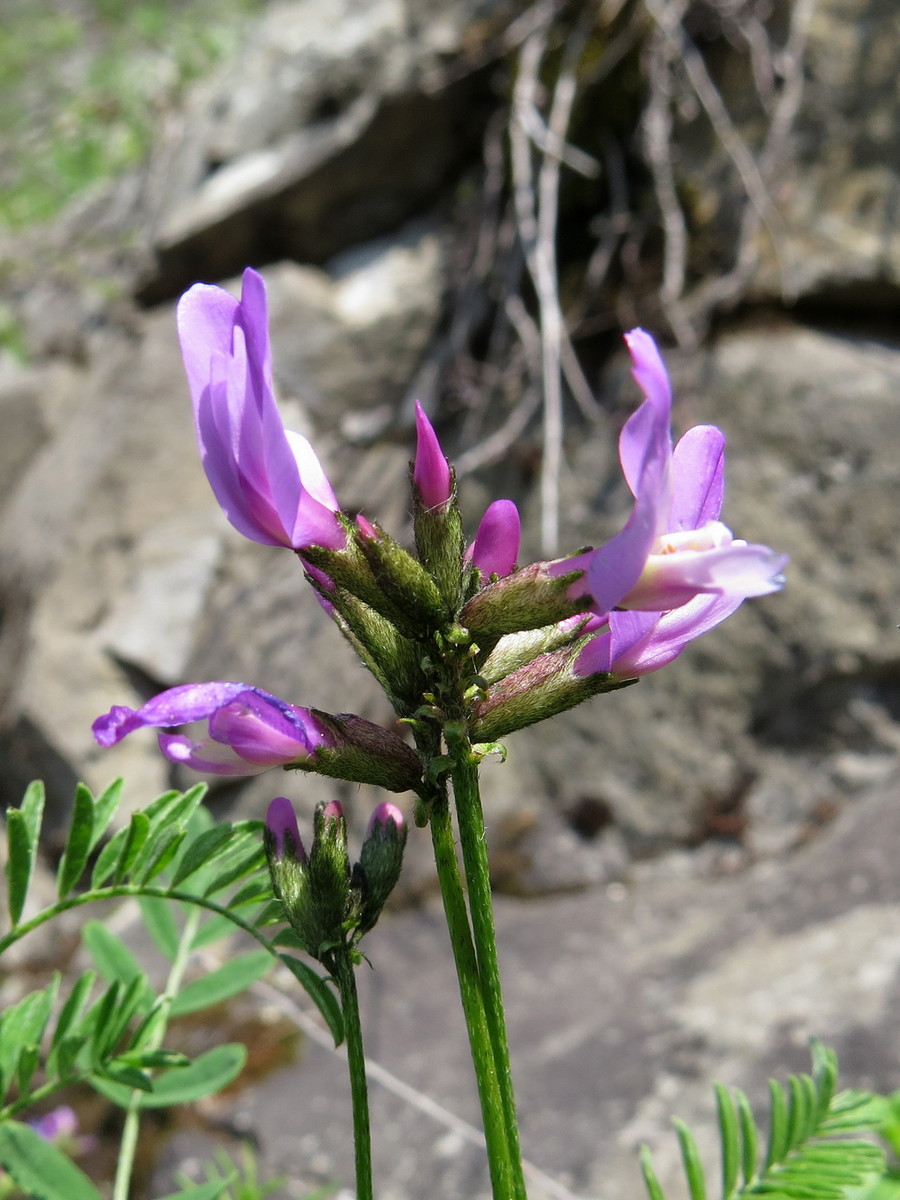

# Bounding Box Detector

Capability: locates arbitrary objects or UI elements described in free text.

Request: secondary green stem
[430,793,518,1198]
[448,738,527,1200]
[112,907,202,1200]
[332,951,373,1200]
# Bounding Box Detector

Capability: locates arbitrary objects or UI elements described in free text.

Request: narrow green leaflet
[87,778,124,852]
[5,809,33,928]
[279,954,344,1046]
[56,784,95,898]
[82,921,149,996]
[170,950,272,1017]
[5,783,46,925]
[0,1120,102,1200]
[171,825,236,888]
[0,978,59,1102]
[138,894,181,960]
[19,780,46,847]
[93,1043,247,1109]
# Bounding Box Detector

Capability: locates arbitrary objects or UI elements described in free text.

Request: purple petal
[93,682,254,747]
[582,330,674,614]
[610,594,743,675]
[413,401,452,509]
[208,694,329,765]
[177,283,241,415]
[670,425,725,529]
[470,500,521,579]
[158,732,272,776]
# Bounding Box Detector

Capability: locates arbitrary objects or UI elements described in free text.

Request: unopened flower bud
[303,800,353,960]
[264,797,314,944]
[412,401,452,511]
[265,796,308,864]
[469,500,521,582]
[357,802,408,934]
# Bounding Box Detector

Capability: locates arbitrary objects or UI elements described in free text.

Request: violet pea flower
[178,268,345,551]
[412,400,452,509]
[92,682,334,776]
[568,329,787,615]
[574,592,743,680]
[468,499,521,581]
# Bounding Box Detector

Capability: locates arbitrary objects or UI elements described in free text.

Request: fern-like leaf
[641,1041,886,1200]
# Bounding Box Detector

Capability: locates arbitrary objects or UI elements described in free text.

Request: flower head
[573,329,787,615]
[92,682,333,776]
[412,400,452,510]
[178,268,345,551]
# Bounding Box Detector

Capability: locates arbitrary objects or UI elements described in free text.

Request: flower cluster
[94,266,786,789]
[265,797,407,964]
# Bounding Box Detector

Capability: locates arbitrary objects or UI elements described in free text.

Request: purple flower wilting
[574,593,743,680]
[266,796,308,863]
[469,499,521,581]
[178,268,345,551]
[567,329,787,615]
[93,682,333,776]
[412,400,452,510]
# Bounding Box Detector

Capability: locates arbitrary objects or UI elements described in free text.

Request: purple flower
[574,593,743,679]
[571,329,787,614]
[469,499,521,581]
[92,682,334,776]
[266,797,308,862]
[412,400,452,510]
[28,1106,78,1142]
[178,268,345,551]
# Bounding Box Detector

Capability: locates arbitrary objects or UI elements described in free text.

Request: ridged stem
[447,734,527,1200]
[430,794,518,1198]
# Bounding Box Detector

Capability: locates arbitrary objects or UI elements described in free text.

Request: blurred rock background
[0,0,898,1197]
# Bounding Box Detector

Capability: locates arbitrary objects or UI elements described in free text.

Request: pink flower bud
[413,400,452,509]
[366,801,405,839]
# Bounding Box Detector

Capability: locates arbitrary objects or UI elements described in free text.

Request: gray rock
[136,0,516,301]
[672,0,900,309]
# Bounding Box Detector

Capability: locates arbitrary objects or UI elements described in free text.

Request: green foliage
[0,779,343,1125]
[0,0,263,229]
[0,1121,101,1200]
[640,1042,886,1200]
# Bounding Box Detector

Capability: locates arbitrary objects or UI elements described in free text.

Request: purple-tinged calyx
[469,499,521,581]
[358,801,408,934]
[93,682,332,776]
[412,400,452,510]
[177,268,345,552]
[266,797,308,863]
[571,329,787,615]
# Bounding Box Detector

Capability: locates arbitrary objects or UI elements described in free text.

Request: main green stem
[333,950,373,1200]
[448,737,528,1200]
[430,795,519,1198]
